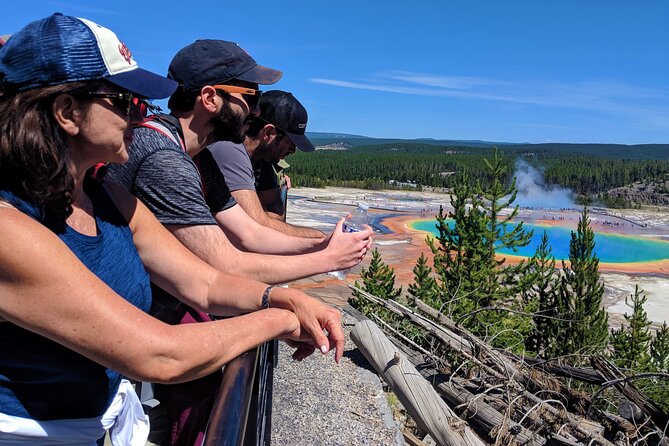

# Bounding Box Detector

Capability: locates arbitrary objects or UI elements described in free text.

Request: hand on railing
[270,288,345,364]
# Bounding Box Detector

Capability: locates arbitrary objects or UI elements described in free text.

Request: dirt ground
[285,186,669,330]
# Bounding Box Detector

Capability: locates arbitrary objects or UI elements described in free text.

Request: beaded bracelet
[261,285,274,309]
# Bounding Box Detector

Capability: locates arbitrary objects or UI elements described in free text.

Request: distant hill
[305,132,669,159]
[306,132,515,149]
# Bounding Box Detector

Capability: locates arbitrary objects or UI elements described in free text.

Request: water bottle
[328,203,369,280]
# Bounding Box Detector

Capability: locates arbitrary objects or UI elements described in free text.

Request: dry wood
[504,352,604,385]
[591,356,669,440]
[351,320,486,446]
[420,368,547,445]
[403,431,429,446]
[346,289,657,445]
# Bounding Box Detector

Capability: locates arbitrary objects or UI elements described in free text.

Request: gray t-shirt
[106,118,236,226]
[208,141,256,192]
[208,141,279,192]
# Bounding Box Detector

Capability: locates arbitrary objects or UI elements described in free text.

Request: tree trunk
[351,320,486,446]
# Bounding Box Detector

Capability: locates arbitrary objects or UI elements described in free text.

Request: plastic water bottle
[328,203,370,280]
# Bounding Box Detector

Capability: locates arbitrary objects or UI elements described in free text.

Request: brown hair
[0,81,104,220]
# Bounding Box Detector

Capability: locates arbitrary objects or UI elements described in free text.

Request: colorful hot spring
[410,219,669,264]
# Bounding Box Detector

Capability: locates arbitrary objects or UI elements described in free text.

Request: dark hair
[245,116,269,138]
[167,84,238,113]
[167,86,201,112]
[0,81,104,220]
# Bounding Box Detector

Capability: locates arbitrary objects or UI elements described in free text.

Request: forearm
[124,309,296,383]
[267,211,285,221]
[261,215,326,238]
[167,223,334,285]
[220,249,337,284]
[221,215,324,255]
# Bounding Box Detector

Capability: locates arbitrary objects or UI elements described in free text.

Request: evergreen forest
[288,140,669,205]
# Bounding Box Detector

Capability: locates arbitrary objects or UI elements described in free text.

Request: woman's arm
[0,206,301,383]
[106,182,345,361]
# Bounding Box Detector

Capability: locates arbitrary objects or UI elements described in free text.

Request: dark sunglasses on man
[212,84,262,109]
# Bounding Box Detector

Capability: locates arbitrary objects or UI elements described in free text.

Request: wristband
[261,285,274,309]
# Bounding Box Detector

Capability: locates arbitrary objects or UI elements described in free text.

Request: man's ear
[261,124,277,144]
[52,94,81,136]
[199,86,219,113]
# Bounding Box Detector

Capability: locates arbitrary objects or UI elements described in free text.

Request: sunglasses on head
[85,92,160,119]
[212,84,262,109]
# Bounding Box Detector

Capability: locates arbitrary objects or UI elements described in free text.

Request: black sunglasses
[85,92,160,118]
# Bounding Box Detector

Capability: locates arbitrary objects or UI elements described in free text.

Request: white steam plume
[512,159,575,209]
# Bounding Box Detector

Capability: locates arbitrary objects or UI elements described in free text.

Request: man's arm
[215,204,324,254]
[257,186,285,218]
[165,219,370,285]
[232,189,324,238]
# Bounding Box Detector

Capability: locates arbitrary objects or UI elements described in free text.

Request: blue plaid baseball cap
[0,13,176,98]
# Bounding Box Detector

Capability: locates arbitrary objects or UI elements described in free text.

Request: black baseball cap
[168,39,282,91]
[259,90,315,152]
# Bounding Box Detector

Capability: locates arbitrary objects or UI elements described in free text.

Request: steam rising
[512,159,575,209]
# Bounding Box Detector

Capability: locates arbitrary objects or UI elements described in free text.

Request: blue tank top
[0,179,152,420]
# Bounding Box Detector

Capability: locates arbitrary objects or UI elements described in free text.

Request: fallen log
[591,356,669,441]
[348,287,615,445]
[503,353,604,385]
[351,319,486,446]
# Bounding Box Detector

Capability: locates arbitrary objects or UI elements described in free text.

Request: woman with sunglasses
[0,14,337,445]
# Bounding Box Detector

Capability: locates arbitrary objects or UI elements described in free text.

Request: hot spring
[410,219,669,264]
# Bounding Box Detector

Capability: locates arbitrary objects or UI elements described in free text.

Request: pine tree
[610,285,652,370]
[349,248,402,317]
[554,207,609,358]
[426,177,487,322]
[525,231,560,357]
[427,150,536,349]
[479,150,534,306]
[407,253,438,307]
[650,322,669,372]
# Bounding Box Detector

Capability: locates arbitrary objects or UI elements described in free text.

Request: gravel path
[271,311,404,446]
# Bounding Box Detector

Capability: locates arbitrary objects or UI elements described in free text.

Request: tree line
[288,144,669,198]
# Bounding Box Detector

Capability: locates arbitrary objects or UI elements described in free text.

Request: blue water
[411,219,669,264]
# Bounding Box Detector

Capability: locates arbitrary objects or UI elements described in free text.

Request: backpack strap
[139,115,186,151]
[138,115,208,197]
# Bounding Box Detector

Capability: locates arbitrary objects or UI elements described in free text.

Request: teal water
[410,219,669,263]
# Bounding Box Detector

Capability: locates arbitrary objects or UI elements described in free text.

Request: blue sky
[3,1,668,144]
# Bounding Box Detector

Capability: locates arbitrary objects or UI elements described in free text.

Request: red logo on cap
[118,42,133,65]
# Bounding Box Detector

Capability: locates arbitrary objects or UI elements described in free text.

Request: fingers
[333,217,345,233]
[323,316,345,364]
[285,340,316,361]
[292,344,316,361]
[303,318,331,356]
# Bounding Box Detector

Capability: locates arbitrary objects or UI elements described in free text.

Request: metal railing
[203,340,277,446]
[203,181,288,445]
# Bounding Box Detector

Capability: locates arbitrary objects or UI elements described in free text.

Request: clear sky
[2,1,668,144]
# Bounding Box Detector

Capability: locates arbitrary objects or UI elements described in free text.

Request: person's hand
[284,339,317,361]
[284,175,291,190]
[287,292,346,364]
[324,218,373,270]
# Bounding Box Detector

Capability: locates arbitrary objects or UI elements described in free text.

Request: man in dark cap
[209,90,323,237]
[106,39,371,445]
[108,39,369,289]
